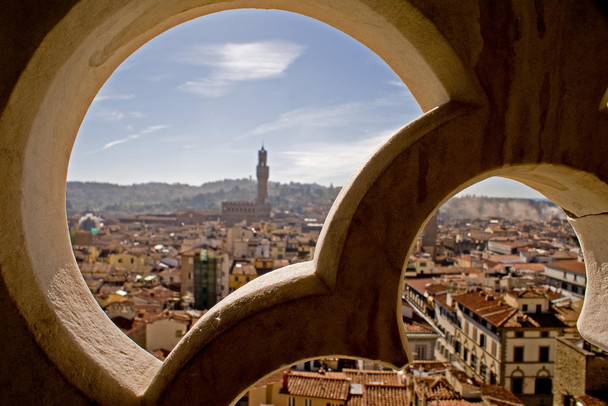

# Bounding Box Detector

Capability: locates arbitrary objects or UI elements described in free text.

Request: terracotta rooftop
[433,293,454,310]
[486,254,522,263]
[285,371,350,401]
[148,309,193,324]
[506,288,547,299]
[403,320,438,335]
[342,369,403,386]
[553,305,580,323]
[231,262,257,276]
[364,383,408,406]
[479,384,524,405]
[502,311,568,328]
[347,394,364,406]
[574,394,608,406]
[546,259,586,275]
[131,285,176,305]
[452,291,518,327]
[406,278,441,295]
[425,283,449,296]
[427,401,480,406]
[407,361,452,375]
[415,376,460,400]
[552,250,579,260]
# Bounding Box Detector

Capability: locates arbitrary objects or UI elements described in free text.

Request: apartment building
[545,259,586,297]
[407,282,570,406]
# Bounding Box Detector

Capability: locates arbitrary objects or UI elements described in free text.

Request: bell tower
[256,146,268,205]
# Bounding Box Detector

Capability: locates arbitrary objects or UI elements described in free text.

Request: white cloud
[141,124,169,134]
[93,92,135,103]
[387,80,407,89]
[240,103,361,140]
[91,124,169,153]
[177,40,305,97]
[276,127,401,184]
[179,78,230,97]
[102,138,132,150]
[93,108,144,121]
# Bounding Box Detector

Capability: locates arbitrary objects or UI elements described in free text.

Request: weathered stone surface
[0,1,607,404]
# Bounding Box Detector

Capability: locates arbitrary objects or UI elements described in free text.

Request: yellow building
[108,251,146,271]
[230,261,258,293]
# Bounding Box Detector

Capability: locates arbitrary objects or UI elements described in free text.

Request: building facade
[412,286,568,406]
[545,259,587,297]
[222,147,272,226]
[553,337,608,406]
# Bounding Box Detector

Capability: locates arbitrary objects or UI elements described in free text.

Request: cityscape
[68,147,608,406]
[4,2,608,405]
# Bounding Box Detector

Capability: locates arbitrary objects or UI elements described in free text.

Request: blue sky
[68,9,544,199]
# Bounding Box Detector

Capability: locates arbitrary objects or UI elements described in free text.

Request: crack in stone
[564,209,608,219]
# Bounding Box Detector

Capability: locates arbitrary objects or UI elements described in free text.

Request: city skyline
[67,9,544,200]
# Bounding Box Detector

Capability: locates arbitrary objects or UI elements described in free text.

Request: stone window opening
[535,370,552,395]
[513,346,524,362]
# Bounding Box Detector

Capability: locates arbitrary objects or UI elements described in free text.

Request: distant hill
[66,180,340,215]
[439,195,566,222]
[67,181,565,222]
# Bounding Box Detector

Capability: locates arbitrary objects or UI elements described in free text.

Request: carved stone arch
[511,368,524,378]
[2,1,608,405]
[536,367,550,377]
[0,0,483,404]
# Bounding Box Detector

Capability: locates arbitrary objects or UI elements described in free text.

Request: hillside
[67,181,566,222]
[439,195,566,222]
[66,180,340,215]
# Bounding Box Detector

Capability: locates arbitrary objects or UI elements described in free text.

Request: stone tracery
[0,1,607,404]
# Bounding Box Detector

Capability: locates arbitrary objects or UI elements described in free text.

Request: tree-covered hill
[66,180,340,215]
[67,180,564,222]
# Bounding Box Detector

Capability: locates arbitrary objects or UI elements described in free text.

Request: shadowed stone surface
[0,1,607,404]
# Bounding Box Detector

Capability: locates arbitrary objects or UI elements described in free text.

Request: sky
[67,9,544,199]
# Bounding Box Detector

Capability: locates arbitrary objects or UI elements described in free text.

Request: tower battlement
[222,146,271,226]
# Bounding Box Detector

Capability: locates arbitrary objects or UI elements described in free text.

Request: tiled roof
[576,393,608,406]
[406,278,439,294]
[552,250,579,260]
[502,311,568,328]
[232,262,257,275]
[286,371,350,400]
[507,288,546,299]
[403,320,437,334]
[553,305,580,323]
[407,361,452,375]
[479,384,524,405]
[347,394,364,406]
[342,369,403,386]
[433,293,453,310]
[452,291,517,327]
[425,283,448,295]
[364,383,408,406]
[546,259,586,275]
[415,377,460,400]
[428,401,480,406]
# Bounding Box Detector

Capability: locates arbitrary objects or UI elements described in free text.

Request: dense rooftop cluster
[68,203,608,405]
